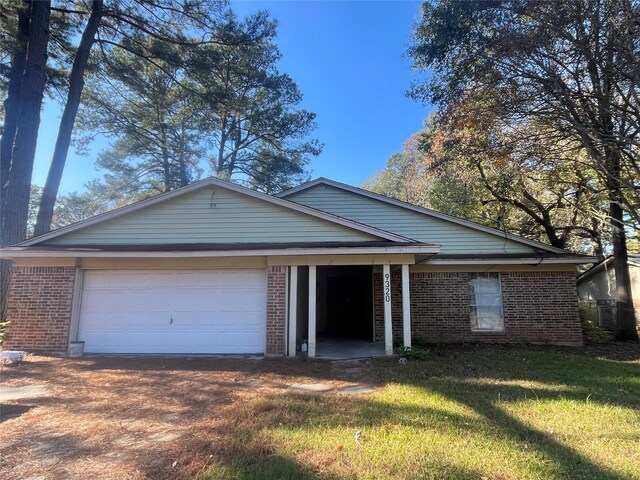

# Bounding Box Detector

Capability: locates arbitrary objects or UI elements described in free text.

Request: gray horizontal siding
[48,186,379,245]
[286,185,535,254]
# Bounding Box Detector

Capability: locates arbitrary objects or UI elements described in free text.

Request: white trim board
[17,177,418,247]
[279,177,569,255]
[1,245,441,259]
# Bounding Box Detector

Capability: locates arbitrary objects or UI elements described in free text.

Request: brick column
[266,265,286,355]
[3,266,76,352]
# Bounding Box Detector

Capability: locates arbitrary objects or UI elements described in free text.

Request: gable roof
[19,177,420,247]
[279,177,569,255]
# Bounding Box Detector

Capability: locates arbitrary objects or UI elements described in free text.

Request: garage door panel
[82,291,173,311]
[170,290,265,311]
[170,332,263,350]
[78,269,267,354]
[80,311,167,326]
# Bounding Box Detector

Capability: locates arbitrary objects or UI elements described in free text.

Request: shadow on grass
[199,449,330,480]
[408,345,640,412]
[5,346,638,479]
[226,394,626,479]
[424,383,625,479]
[195,346,638,479]
[196,406,494,480]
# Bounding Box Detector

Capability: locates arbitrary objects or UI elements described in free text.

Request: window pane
[475,275,501,294]
[470,274,504,331]
[473,293,502,306]
[476,306,503,329]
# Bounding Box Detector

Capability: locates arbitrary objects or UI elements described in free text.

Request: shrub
[581,317,611,342]
[0,321,10,345]
[397,345,431,360]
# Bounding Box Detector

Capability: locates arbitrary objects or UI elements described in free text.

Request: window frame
[469,272,505,333]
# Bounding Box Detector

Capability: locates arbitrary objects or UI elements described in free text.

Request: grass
[200,346,640,480]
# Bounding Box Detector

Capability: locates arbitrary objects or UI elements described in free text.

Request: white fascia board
[280,178,570,255]
[1,245,441,259]
[423,256,599,265]
[17,177,417,246]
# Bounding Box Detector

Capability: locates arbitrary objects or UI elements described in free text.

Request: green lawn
[201,346,640,480]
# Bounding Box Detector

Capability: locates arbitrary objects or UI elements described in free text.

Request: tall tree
[187,20,321,191]
[363,119,606,254]
[429,99,609,253]
[409,0,639,340]
[79,12,320,199]
[34,0,232,235]
[0,1,30,195]
[77,38,205,198]
[33,0,104,237]
[1,0,52,244]
[0,0,51,319]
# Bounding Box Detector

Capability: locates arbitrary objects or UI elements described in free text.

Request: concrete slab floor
[314,337,386,360]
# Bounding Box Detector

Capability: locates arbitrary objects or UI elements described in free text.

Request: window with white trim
[469,273,504,332]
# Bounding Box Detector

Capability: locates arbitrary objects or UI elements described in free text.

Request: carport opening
[316,265,374,341]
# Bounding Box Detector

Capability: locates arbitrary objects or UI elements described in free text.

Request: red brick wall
[4,266,76,352]
[266,266,286,355]
[374,270,583,346]
[501,271,583,344]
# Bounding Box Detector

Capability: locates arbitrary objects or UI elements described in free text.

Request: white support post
[401,264,411,348]
[288,266,298,357]
[308,265,317,358]
[383,264,393,355]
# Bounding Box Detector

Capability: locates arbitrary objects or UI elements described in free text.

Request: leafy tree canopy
[407,0,639,338]
[78,10,320,201]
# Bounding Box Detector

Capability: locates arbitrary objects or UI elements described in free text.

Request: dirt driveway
[0,354,349,480]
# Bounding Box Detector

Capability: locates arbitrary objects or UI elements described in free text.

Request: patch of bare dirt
[0,355,343,479]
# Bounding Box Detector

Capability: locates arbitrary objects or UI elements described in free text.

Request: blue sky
[31,0,431,194]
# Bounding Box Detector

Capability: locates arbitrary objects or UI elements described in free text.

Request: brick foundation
[374,271,583,346]
[4,266,76,352]
[266,265,287,355]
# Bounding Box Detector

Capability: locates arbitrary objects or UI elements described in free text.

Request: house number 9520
[384,273,391,303]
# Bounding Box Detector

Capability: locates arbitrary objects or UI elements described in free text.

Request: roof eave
[423,256,599,265]
[0,244,441,259]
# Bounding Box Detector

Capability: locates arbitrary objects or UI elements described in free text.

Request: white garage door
[77,269,266,354]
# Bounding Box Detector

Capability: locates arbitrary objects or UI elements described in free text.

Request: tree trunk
[609,197,638,341]
[0,4,30,221]
[3,0,51,244]
[178,124,188,186]
[34,0,103,237]
[605,150,638,340]
[0,1,51,322]
[159,123,171,192]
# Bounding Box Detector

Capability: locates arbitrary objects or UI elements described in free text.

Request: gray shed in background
[577,255,640,331]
